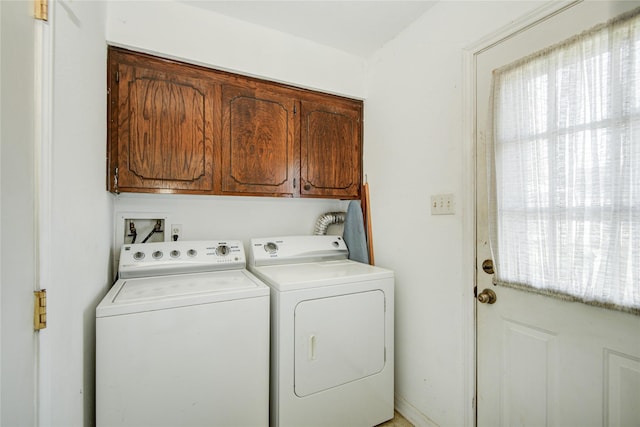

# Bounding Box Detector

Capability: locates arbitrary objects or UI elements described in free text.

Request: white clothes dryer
[248,235,394,427]
[96,240,269,427]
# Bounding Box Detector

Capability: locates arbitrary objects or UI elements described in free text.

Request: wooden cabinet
[220,84,298,196]
[300,99,361,199]
[108,47,362,199]
[108,49,218,193]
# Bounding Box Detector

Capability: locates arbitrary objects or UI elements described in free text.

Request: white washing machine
[248,235,394,427]
[96,240,269,427]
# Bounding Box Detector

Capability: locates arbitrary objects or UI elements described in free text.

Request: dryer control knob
[264,242,278,254]
[216,245,230,256]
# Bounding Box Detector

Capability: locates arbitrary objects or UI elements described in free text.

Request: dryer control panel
[249,235,348,267]
[119,240,245,278]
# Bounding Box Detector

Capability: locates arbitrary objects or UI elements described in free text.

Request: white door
[0,1,39,425]
[476,2,640,426]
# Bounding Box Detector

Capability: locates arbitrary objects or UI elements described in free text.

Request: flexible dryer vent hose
[314,212,346,235]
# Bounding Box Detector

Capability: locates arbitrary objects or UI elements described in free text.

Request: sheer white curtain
[489,8,640,313]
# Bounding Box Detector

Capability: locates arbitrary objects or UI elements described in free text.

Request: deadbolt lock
[482,259,494,274]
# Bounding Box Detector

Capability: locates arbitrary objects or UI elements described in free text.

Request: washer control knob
[187,249,197,257]
[133,251,145,261]
[170,250,180,258]
[152,250,163,259]
[216,245,229,256]
[264,242,278,254]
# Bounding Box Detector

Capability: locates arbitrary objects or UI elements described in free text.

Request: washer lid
[96,269,269,317]
[249,259,393,291]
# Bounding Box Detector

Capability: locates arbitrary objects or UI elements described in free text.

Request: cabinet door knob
[304,184,311,191]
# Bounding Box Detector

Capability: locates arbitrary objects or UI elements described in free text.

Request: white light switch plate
[431,194,455,215]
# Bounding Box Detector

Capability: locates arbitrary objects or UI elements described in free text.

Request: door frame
[35,3,54,425]
[460,1,582,425]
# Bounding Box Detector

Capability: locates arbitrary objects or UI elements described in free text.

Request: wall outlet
[431,194,455,215]
[171,224,182,241]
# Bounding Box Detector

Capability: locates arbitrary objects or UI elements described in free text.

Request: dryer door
[294,290,386,397]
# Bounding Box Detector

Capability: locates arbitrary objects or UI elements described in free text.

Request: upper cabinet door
[109,51,216,193]
[220,84,298,197]
[300,99,362,199]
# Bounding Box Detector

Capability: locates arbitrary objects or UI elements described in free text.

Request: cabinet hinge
[113,167,119,193]
[34,0,48,21]
[115,71,120,83]
[34,290,47,330]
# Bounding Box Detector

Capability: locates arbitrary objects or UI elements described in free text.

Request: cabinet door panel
[221,85,297,196]
[114,59,215,192]
[129,78,205,181]
[300,100,361,199]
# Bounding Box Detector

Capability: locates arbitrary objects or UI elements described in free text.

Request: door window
[489,9,640,313]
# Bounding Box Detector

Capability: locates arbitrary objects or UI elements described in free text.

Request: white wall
[0,2,36,425]
[105,1,365,267]
[107,1,366,98]
[363,2,546,426]
[44,1,112,426]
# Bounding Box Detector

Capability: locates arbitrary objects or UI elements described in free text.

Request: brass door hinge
[34,0,48,21]
[34,290,47,330]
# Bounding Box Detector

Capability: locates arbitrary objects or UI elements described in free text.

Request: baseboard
[394,394,440,427]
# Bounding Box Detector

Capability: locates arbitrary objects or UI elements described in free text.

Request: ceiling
[180,1,437,57]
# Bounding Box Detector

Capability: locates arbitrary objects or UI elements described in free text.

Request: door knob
[477,288,497,304]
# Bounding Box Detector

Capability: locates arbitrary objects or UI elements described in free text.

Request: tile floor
[376,411,414,427]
